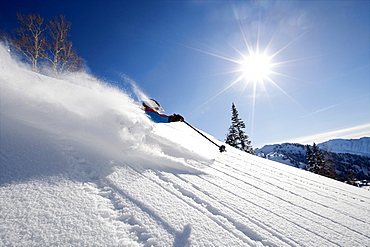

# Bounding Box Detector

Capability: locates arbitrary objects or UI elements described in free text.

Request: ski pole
[183,120,226,152]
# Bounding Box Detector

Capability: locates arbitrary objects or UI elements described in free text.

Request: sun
[238,52,272,83]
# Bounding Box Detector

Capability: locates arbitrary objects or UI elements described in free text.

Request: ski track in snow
[204,153,369,246]
[220,153,370,225]
[181,168,334,246]
[1,43,370,246]
[96,146,370,246]
[237,155,370,228]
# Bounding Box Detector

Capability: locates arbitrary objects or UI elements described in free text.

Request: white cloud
[284,123,370,144]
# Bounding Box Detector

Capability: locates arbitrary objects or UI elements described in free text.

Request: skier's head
[142,99,164,112]
[142,101,150,109]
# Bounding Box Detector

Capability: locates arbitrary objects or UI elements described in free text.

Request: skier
[143,99,184,123]
[143,99,226,152]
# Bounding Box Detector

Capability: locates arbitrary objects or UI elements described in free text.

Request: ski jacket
[144,108,184,123]
[144,108,172,123]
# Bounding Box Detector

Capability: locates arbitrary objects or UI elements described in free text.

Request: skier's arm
[168,114,184,122]
[144,108,184,123]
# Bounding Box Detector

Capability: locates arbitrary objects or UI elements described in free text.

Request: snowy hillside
[318,137,370,157]
[1,44,370,246]
[255,141,370,182]
[255,143,307,168]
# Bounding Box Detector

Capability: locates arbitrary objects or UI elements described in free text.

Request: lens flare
[184,4,313,142]
[239,52,272,84]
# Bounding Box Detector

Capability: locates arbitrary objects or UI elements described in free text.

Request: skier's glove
[168,114,184,122]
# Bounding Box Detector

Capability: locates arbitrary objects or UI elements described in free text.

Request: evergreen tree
[305,144,315,172]
[345,169,358,186]
[306,143,337,179]
[225,103,255,154]
[320,151,339,180]
[306,143,324,174]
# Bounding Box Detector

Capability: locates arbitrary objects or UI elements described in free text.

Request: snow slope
[1,44,370,246]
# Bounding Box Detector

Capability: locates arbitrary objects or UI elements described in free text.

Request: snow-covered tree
[225,103,255,154]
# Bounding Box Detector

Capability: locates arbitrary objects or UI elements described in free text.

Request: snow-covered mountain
[255,143,307,168]
[1,43,370,246]
[255,139,370,182]
[318,137,370,157]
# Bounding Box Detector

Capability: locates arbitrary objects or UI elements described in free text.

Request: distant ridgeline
[255,137,370,187]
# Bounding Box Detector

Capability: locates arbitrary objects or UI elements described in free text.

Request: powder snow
[1,44,369,246]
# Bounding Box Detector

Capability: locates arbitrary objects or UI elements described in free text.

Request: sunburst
[238,52,273,84]
[184,5,311,141]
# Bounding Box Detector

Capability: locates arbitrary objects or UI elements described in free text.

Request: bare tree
[13,13,46,72]
[0,29,10,42]
[4,13,83,77]
[58,40,83,76]
[47,15,82,77]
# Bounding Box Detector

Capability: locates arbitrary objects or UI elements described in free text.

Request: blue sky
[1,0,369,147]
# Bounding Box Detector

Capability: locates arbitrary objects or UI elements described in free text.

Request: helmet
[142,99,164,112]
